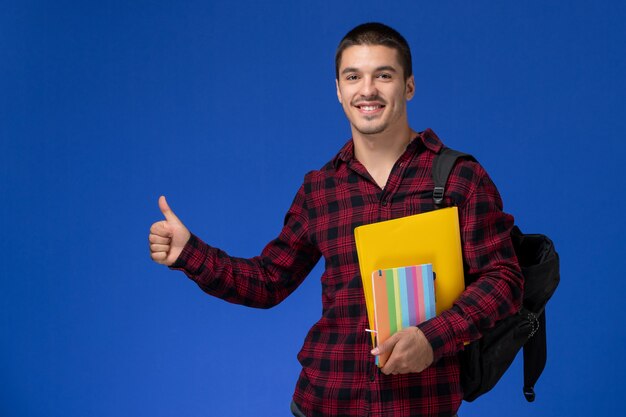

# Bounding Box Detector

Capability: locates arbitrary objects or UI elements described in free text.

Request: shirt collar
[332,128,444,168]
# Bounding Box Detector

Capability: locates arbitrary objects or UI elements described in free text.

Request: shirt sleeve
[417,160,524,361]
[169,182,322,309]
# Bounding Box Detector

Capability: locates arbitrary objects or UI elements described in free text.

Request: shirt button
[381,200,388,207]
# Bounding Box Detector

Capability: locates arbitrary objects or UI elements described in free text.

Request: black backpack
[432,148,560,402]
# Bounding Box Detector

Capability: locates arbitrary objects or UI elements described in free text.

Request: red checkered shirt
[171,128,523,417]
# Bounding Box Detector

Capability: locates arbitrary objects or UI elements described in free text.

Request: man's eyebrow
[375,66,398,73]
[340,65,398,75]
[341,67,359,75]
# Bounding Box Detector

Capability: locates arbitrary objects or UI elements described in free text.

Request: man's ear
[336,79,342,103]
[405,75,416,101]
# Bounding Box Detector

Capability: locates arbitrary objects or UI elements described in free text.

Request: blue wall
[2,1,624,415]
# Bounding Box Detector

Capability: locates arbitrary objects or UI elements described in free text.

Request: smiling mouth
[356,104,385,113]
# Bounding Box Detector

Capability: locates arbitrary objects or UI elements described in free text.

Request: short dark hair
[335,22,413,80]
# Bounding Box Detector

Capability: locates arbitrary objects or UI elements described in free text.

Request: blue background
[2,1,625,416]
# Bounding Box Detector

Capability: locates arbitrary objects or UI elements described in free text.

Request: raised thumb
[159,195,181,224]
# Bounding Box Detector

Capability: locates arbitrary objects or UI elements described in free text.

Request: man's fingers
[380,348,396,375]
[159,196,181,224]
[149,233,171,245]
[150,243,170,252]
[372,332,400,356]
[150,251,168,263]
[381,358,397,375]
[371,332,401,375]
[150,221,172,238]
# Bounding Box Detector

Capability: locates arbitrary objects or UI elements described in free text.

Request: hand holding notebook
[370,264,436,368]
[371,325,434,373]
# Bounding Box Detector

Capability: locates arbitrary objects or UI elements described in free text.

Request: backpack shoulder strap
[432,148,475,206]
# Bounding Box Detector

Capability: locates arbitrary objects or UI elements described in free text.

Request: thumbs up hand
[149,196,191,266]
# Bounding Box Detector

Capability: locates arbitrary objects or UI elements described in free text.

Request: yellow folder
[354,207,465,346]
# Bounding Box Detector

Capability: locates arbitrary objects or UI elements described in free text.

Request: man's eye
[345,74,359,81]
[377,73,392,79]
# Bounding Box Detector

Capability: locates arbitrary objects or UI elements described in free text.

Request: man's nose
[359,76,378,98]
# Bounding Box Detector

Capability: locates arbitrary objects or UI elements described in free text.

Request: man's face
[336,45,415,137]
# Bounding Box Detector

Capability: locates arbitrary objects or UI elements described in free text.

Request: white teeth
[361,105,380,111]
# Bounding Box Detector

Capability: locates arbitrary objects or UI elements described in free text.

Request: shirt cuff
[169,233,208,275]
[417,307,468,362]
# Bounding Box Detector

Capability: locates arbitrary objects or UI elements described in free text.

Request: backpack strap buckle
[433,186,445,205]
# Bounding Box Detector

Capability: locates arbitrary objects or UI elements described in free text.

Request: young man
[149,23,523,417]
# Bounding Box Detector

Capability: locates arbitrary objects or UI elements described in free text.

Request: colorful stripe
[421,264,430,321]
[415,266,426,323]
[405,266,417,326]
[372,264,436,341]
[398,267,410,328]
[392,268,402,330]
[384,269,397,336]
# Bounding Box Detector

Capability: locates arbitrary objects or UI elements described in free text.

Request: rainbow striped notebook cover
[371,264,436,367]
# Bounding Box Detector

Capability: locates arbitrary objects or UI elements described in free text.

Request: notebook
[371,264,437,367]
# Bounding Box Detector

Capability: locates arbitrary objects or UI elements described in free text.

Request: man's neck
[352,125,416,189]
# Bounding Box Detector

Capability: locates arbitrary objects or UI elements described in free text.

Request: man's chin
[354,124,387,136]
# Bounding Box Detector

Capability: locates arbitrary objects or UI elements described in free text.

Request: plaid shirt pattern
[171,129,523,417]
